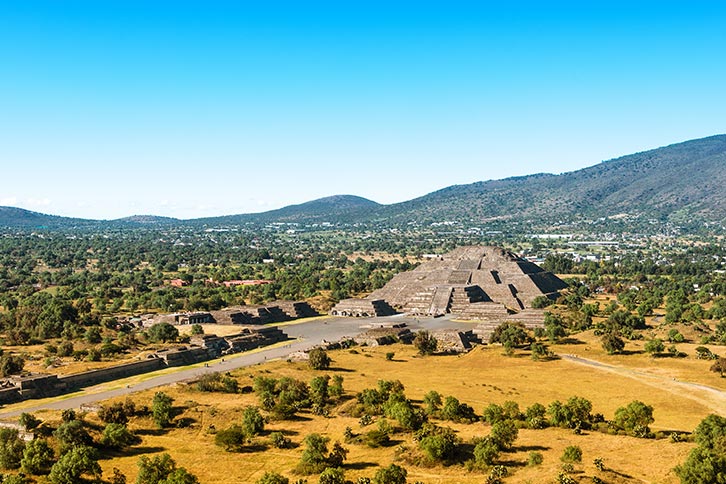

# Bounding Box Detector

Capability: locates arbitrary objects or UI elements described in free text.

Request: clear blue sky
[2,1,725,219]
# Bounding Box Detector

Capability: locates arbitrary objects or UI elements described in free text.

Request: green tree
[84,326,102,344]
[53,420,92,455]
[525,403,547,429]
[159,468,200,484]
[151,391,174,428]
[644,338,665,357]
[418,426,459,462]
[676,446,726,484]
[489,420,518,450]
[136,453,175,484]
[0,428,25,470]
[693,414,726,450]
[297,433,330,474]
[242,406,265,436]
[423,390,442,416]
[256,472,289,484]
[413,331,438,356]
[310,375,330,408]
[601,333,625,355]
[490,322,530,354]
[21,438,55,475]
[48,446,101,484]
[675,414,726,483]
[329,375,344,398]
[214,425,247,452]
[147,323,179,343]
[18,413,41,430]
[308,348,332,370]
[101,423,140,449]
[482,403,505,425]
[614,401,654,437]
[373,463,407,484]
[0,354,24,377]
[473,437,500,467]
[318,467,345,484]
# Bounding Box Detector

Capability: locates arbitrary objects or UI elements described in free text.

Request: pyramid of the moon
[331,246,568,318]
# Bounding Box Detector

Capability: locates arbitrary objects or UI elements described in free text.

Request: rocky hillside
[375,135,726,225]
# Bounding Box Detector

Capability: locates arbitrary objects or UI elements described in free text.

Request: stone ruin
[330,246,567,322]
[0,326,289,405]
[329,298,397,317]
[144,300,319,327]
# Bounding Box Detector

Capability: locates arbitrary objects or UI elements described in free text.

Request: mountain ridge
[2,135,725,230]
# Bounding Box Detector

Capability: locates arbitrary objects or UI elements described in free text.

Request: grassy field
[48,338,718,484]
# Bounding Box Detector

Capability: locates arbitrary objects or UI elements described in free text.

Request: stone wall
[0,326,289,405]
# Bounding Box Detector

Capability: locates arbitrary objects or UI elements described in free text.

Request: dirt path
[560,354,726,414]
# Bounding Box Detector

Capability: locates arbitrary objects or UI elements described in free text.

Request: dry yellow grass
[66,342,715,484]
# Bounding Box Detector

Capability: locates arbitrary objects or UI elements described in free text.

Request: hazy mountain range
[2,135,725,230]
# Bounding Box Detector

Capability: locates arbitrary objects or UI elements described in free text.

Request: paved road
[0,315,476,420]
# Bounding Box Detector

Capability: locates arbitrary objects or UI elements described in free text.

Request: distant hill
[375,134,726,225]
[2,135,725,231]
[0,207,93,229]
[114,215,181,225]
[195,195,381,225]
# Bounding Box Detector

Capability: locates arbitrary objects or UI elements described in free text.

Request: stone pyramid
[363,245,567,317]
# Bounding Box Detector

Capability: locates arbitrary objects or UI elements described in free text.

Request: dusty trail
[560,354,726,414]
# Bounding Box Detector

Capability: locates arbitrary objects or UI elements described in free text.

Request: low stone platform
[329,298,397,317]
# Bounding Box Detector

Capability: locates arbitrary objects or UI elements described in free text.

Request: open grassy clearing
[53,340,714,483]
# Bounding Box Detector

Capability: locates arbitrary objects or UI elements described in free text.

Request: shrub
[418,425,460,462]
[561,445,582,463]
[270,431,292,449]
[18,413,41,430]
[256,472,289,484]
[473,437,499,467]
[101,423,140,449]
[528,451,543,466]
[373,463,407,484]
[489,420,518,450]
[308,348,331,370]
[195,372,239,393]
[214,425,248,452]
[98,402,130,425]
[136,453,199,484]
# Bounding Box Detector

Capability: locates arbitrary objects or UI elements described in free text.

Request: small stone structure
[353,327,415,346]
[431,329,476,353]
[472,309,548,342]
[329,299,397,317]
